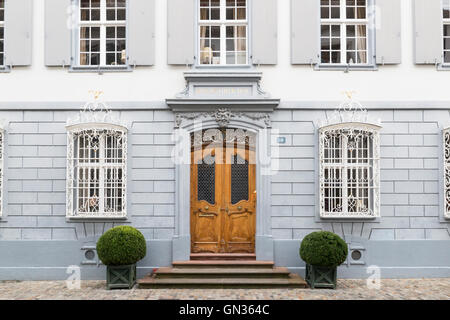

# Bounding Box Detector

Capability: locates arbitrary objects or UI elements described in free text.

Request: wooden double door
[191,139,256,254]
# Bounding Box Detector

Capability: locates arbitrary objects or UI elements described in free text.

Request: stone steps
[172,260,275,268]
[190,253,256,261]
[138,260,308,289]
[154,267,291,279]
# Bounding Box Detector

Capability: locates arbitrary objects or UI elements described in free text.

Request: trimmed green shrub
[299,231,348,267]
[97,226,147,266]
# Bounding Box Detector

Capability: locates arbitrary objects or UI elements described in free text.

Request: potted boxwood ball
[96,226,147,290]
[299,231,348,289]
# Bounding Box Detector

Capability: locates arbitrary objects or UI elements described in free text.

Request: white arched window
[66,120,127,219]
[319,122,380,219]
[443,128,450,219]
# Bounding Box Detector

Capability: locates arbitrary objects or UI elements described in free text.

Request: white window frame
[66,123,127,219]
[319,122,380,219]
[443,0,450,65]
[198,0,249,66]
[75,0,127,68]
[319,0,374,66]
[0,0,5,67]
[442,127,450,219]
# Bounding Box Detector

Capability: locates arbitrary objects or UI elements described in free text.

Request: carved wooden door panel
[223,147,256,253]
[191,137,256,254]
[190,147,223,253]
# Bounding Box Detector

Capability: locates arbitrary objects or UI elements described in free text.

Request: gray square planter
[106,264,137,290]
[305,264,337,289]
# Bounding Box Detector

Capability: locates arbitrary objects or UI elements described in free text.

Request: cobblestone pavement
[0,279,449,300]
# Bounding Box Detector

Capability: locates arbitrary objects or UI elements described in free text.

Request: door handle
[197,208,218,217]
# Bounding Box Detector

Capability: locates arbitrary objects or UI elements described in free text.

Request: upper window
[319,123,380,219]
[78,0,127,67]
[443,0,450,64]
[198,0,248,65]
[320,0,369,65]
[0,0,4,66]
[66,125,127,218]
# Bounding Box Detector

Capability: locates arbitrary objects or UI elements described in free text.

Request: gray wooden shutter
[413,0,442,64]
[44,0,72,67]
[128,0,155,66]
[252,0,277,65]
[375,0,402,65]
[167,0,195,65]
[4,0,33,66]
[291,0,320,65]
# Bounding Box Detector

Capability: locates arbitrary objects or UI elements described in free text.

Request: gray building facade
[0,0,450,280]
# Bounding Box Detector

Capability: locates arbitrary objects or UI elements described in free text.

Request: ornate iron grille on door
[197,154,216,204]
[231,154,249,205]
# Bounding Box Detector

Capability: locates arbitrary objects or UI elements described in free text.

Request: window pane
[236,52,246,64]
[226,39,235,51]
[330,7,340,18]
[231,155,249,205]
[211,8,220,20]
[331,51,340,63]
[198,155,215,204]
[331,25,340,37]
[90,53,100,65]
[445,39,450,50]
[445,25,450,39]
[211,26,220,37]
[226,52,236,64]
[200,8,209,20]
[91,9,100,20]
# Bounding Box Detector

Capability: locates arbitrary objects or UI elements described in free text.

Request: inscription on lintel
[193,86,253,97]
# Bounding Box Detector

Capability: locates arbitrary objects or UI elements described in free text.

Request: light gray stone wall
[1,108,449,243]
[270,109,450,241]
[0,110,177,241]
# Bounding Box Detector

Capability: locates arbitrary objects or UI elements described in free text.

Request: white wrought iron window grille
[199,0,248,65]
[443,128,450,218]
[78,0,127,67]
[319,123,380,219]
[320,0,370,65]
[67,126,127,218]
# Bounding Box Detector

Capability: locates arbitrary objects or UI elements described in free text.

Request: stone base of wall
[1,239,449,280]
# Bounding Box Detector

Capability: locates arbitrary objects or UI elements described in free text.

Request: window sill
[437,64,450,71]
[316,215,380,223]
[314,64,378,72]
[66,216,130,223]
[0,66,11,73]
[194,64,254,70]
[69,65,133,73]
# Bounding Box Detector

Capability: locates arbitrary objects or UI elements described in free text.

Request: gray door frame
[171,113,274,261]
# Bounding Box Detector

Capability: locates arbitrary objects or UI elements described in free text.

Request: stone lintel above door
[166,71,280,114]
